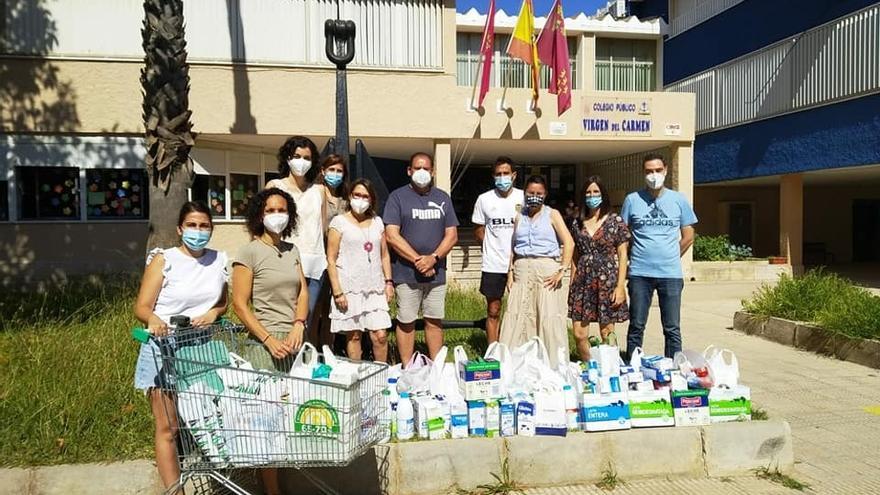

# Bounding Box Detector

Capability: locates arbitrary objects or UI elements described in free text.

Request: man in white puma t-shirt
[472,156,524,343]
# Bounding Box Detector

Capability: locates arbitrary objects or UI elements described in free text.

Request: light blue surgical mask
[585,196,602,209]
[494,176,513,192]
[324,172,344,188]
[182,228,211,251]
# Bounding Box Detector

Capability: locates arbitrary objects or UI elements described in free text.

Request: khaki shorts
[395,283,447,324]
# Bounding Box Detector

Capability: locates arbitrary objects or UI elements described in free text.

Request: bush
[743,269,880,339]
[693,234,753,262]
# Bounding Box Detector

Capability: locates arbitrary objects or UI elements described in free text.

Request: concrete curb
[733,312,880,369]
[0,421,794,495]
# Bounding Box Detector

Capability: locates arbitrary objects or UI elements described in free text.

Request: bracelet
[385,279,394,285]
[294,318,307,327]
[260,333,271,343]
[333,292,344,298]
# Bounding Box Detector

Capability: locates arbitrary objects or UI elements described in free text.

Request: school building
[0,0,696,285]
[632,0,880,274]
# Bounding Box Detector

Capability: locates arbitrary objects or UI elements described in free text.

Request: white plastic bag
[289,342,320,379]
[556,346,582,392]
[511,337,551,371]
[629,346,644,374]
[595,345,621,377]
[484,342,514,393]
[321,345,361,385]
[429,346,462,398]
[705,347,739,388]
[397,352,432,395]
[673,349,715,389]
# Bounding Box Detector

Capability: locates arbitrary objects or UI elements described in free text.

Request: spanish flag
[506,0,540,103]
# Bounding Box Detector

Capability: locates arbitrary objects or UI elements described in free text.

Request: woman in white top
[132,202,228,491]
[326,179,394,362]
[265,136,326,326]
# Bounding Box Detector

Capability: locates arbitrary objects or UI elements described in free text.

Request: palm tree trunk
[142,0,196,252]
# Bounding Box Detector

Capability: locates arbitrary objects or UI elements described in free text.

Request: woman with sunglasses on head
[133,201,228,493]
[499,175,574,367]
[266,136,327,329]
[568,176,630,361]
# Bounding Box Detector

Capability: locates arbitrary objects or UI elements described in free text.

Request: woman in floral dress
[568,176,631,361]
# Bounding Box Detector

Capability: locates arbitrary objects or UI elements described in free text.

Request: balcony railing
[595,60,656,92]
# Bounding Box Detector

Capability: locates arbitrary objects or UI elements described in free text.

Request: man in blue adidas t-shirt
[620,153,697,359]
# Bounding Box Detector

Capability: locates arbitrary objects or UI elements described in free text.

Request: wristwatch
[432,253,441,262]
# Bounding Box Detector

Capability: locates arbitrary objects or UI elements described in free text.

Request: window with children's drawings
[17,166,80,220]
[85,169,148,220]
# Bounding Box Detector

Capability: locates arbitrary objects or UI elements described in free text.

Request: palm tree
[141,0,196,251]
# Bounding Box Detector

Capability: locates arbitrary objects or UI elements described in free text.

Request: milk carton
[459,359,502,401]
[628,389,674,428]
[499,399,516,437]
[485,400,501,438]
[515,397,536,436]
[467,400,487,437]
[709,385,752,423]
[641,355,674,383]
[414,396,446,440]
[450,399,469,439]
[581,392,631,432]
[671,389,710,426]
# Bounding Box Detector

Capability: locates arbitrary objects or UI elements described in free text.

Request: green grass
[456,458,522,495]
[0,276,153,467]
[751,406,769,421]
[0,278,495,466]
[595,462,623,491]
[754,466,810,491]
[743,269,880,340]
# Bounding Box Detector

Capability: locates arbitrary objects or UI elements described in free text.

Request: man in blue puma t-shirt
[620,153,697,359]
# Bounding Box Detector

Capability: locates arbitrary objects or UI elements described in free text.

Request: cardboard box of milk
[450,399,469,439]
[671,389,710,427]
[581,392,631,432]
[628,389,674,428]
[459,359,502,401]
[414,397,446,440]
[499,399,516,437]
[467,400,487,437]
[515,399,536,436]
[709,385,752,423]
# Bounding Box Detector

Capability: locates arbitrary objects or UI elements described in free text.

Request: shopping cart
[132,318,389,495]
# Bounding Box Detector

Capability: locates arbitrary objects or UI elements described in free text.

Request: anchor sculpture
[324,18,357,175]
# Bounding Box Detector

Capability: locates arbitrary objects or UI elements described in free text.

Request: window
[85,169,148,219]
[192,175,227,217]
[595,38,656,91]
[17,166,80,220]
[456,33,579,90]
[229,173,258,219]
[264,171,280,185]
[0,181,8,221]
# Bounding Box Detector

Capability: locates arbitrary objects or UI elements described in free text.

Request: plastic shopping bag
[321,345,361,385]
[674,349,714,389]
[397,351,432,395]
[430,346,463,399]
[511,337,551,371]
[595,345,622,378]
[705,347,739,388]
[220,397,287,465]
[556,346,582,392]
[289,342,320,379]
[629,346,644,374]
[484,342,514,393]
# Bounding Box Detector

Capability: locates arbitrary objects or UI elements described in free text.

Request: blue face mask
[324,172,344,188]
[182,228,211,251]
[495,176,513,192]
[585,196,602,209]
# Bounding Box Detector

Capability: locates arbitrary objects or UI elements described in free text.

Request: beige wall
[0,222,148,286]
[804,185,880,264]
[694,185,780,258]
[1,58,696,143]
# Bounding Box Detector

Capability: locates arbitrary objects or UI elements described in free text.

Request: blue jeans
[626,276,684,359]
[306,272,326,320]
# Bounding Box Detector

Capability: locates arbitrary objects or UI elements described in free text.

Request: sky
[456,0,608,17]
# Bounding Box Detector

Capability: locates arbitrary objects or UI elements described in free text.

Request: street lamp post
[324,18,357,177]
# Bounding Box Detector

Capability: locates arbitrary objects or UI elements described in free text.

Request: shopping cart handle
[131,326,151,343]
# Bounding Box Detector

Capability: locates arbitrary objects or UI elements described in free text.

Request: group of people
[131,135,697,493]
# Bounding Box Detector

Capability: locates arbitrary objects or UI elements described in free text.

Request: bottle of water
[396,392,415,441]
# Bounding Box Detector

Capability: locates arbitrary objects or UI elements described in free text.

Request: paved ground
[537,280,880,494]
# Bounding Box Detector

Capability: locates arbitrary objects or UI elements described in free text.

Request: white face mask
[349,197,371,215]
[288,158,312,177]
[411,168,432,188]
[263,212,289,234]
[645,172,666,190]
